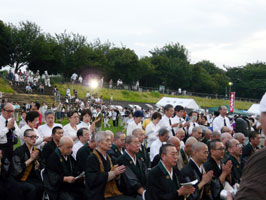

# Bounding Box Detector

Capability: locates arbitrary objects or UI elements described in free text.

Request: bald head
[175,128,185,141]
[191,142,207,153]
[184,136,198,156]
[167,136,181,153]
[221,133,232,146]
[59,136,74,156]
[59,136,73,147]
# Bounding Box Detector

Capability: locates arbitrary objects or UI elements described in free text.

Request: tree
[0,20,11,68]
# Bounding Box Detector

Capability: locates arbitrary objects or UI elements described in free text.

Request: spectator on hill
[78,75,83,84]
[25,84,32,93]
[109,79,113,89]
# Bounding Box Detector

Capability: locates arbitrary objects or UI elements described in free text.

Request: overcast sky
[1,0,266,68]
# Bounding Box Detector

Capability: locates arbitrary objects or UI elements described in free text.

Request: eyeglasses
[215,147,225,151]
[26,135,39,139]
[4,109,14,113]
[235,143,242,148]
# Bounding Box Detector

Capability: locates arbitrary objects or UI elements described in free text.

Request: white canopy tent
[247,104,260,115]
[156,97,200,110]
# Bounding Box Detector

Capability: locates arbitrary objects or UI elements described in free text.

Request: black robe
[42,139,57,165]
[107,144,123,164]
[204,157,224,200]
[117,151,148,197]
[76,142,92,172]
[241,142,258,163]
[136,144,150,168]
[181,159,212,200]
[145,161,183,200]
[45,148,83,200]
[224,154,244,186]
[235,148,266,200]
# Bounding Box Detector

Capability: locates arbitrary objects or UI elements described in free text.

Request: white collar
[191,158,203,174]
[161,161,173,180]
[125,150,136,165]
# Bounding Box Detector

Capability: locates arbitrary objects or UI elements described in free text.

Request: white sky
[1,0,266,68]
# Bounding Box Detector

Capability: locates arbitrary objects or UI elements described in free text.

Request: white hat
[259,93,266,112]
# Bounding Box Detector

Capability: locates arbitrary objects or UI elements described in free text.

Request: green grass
[0,77,15,93]
[55,83,254,110]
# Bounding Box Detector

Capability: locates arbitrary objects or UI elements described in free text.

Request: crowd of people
[0,91,266,200]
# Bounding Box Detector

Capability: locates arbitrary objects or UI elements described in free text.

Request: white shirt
[126,120,142,136]
[212,115,232,133]
[158,115,174,136]
[72,140,84,160]
[77,121,91,130]
[145,121,160,148]
[190,158,203,174]
[20,124,43,147]
[0,115,20,144]
[63,123,78,143]
[171,115,185,133]
[150,138,163,161]
[38,123,63,138]
[187,122,199,135]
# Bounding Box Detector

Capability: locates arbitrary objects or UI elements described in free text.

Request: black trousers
[15,178,43,200]
[0,143,13,162]
[106,195,137,200]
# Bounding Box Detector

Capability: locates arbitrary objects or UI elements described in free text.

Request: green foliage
[0,77,15,93]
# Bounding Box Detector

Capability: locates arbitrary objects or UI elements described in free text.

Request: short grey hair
[158,128,169,136]
[114,132,125,140]
[95,131,109,145]
[132,128,143,136]
[125,135,138,144]
[233,132,245,140]
[45,110,55,118]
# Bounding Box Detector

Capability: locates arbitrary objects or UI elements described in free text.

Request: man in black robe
[132,128,151,168]
[117,135,148,199]
[42,126,63,165]
[204,140,232,199]
[224,138,244,186]
[85,131,135,200]
[181,142,213,200]
[107,132,125,164]
[146,144,195,200]
[241,131,260,163]
[11,129,43,200]
[45,136,84,200]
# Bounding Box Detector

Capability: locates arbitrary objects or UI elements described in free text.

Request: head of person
[80,109,92,123]
[67,111,79,125]
[133,110,144,124]
[21,111,27,120]
[113,132,126,149]
[132,128,145,143]
[1,103,15,119]
[220,133,232,146]
[201,115,207,125]
[58,136,74,156]
[164,104,174,118]
[151,112,162,125]
[125,135,140,154]
[32,102,40,111]
[158,128,169,142]
[45,110,55,126]
[210,131,221,141]
[188,111,198,122]
[167,136,181,154]
[249,131,260,147]
[77,128,90,144]
[175,128,185,141]
[174,105,185,118]
[24,129,38,147]
[221,126,232,135]
[89,132,96,149]
[160,144,178,168]
[96,105,101,112]
[233,132,245,145]
[95,131,112,152]
[105,130,114,143]
[218,106,227,117]
[52,126,64,143]
[203,129,212,141]
[226,138,242,158]
[191,142,209,164]
[184,136,198,156]
[192,127,203,141]
[26,111,40,128]
[209,140,225,161]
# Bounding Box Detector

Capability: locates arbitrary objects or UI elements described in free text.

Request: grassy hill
[55,83,254,110]
[0,77,15,93]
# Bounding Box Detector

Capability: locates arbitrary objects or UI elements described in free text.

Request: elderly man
[181,142,213,200]
[42,126,64,165]
[146,144,195,200]
[117,135,148,199]
[107,132,126,164]
[225,138,244,186]
[212,106,232,133]
[191,127,203,141]
[235,93,266,199]
[11,129,43,200]
[204,140,232,200]
[241,131,260,163]
[233,132,245,145]
[72,128,90,160]
[175,128,185,149]
[45,136,84,200]
[0,103,20,162]
[85,131,135,200]
[150,128,169,162]
[177,136,198,170]
[132,128,150,168]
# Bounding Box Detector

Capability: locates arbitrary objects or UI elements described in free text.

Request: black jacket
[107,144,123,164]
[76,142,92,172]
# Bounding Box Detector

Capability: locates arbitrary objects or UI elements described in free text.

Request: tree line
[0,20,265,99]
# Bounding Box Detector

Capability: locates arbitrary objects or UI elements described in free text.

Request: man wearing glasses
[225,138,244,186]
[0,103,20,162]
[11,129,43,200]
[204,140,232,199]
